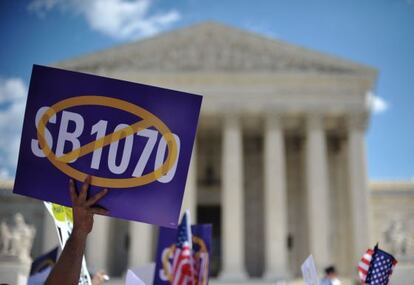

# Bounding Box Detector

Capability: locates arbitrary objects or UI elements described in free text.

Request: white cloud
[366,91,389,114]
[28,0,181,40]
[0,78,26,105]
[0,78,27,179]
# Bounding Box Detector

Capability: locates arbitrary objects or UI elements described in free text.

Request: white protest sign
[126,270,146,285]
[301,255,319,285]
[134,263,155,285]
[28,267,52,285]
[44,202,92,285]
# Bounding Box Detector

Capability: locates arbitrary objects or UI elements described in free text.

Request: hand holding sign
[44,177,107,285]
[69,176,108,237]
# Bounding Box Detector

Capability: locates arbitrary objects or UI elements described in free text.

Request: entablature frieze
[199,111,365,138]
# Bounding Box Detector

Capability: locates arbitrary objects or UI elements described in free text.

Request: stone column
[263,114,289,280]
[347,115,370,262]
[181,144,197,221]
[129,222,152,268]
[219,114,247,280]
[43,208,59,252]
[305,114,330,269]
[86,216,110,271]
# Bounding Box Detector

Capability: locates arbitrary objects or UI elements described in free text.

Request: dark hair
[325,266,336,275]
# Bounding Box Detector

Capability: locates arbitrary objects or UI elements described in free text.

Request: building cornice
[0,180,14,191]
[370,181,414,191]
[369,181,414,196]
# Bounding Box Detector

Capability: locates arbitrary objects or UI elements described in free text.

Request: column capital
[222,112,241,128]
[346,112,369,131]
[305,113,325,130]
[264,112,284,130]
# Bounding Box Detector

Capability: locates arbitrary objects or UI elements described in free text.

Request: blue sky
[0,0,413,180]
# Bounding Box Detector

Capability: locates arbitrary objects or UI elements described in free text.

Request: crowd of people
[40,176,344,285]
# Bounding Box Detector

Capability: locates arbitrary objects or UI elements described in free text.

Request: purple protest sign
[13,65,202,228]
[153,224,212,285]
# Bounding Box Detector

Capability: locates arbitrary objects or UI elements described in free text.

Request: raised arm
[45,176,108,285]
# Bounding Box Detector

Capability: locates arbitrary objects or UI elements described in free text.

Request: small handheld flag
[171,210,195,285]
[358,244,397,285]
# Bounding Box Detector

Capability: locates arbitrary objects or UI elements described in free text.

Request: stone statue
[0,213,36,263]
[0,220,12,254]
[383,218,414,257]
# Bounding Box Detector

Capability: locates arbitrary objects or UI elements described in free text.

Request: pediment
[58,22,376,76]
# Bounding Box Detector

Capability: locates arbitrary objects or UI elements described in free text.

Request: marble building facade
[2,22,412,282]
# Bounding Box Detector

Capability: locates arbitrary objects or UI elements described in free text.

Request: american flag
[193,249,209,285]
[358,244,397,285]
[171,210,195,285]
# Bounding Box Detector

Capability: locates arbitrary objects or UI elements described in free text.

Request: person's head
[324,266,337,279]
[14,213,24,226]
